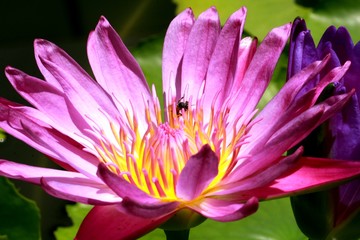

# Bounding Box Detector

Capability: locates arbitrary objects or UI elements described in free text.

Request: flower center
[95,92,251,201]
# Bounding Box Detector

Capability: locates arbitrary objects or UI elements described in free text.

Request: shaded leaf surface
[0,177,40,240]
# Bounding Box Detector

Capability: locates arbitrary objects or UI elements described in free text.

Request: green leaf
[0,177,40,240]
[54,203,92,240]
[173,0,360,43]
[173,0,309,41]
[304,0,360,43]
[142,198,306,240]
[132,36,164,106]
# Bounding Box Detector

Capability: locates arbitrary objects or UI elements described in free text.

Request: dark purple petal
[176,144,219,200]
[287,18,318,80]
[330,94,360,160]
[336,179,360,224]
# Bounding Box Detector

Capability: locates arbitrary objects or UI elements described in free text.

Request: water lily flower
[288,18,360,239]
[1,7,360,240]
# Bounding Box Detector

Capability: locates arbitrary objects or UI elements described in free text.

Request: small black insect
[176,97,189,116]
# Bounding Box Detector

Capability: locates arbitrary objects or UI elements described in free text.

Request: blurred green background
[0,0,359,239]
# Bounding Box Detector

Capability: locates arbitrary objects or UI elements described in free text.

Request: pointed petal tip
[177,7,195,20]
[97,15,110,28]
[226,5,247,22]
[33,38,52,49]
[4,66,17,75]
[199,6,219,20]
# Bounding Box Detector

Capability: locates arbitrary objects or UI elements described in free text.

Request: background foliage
[0,0,359,239]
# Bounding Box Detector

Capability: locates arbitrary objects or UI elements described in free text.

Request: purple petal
[190,197,258,222]
[176,144,218,200]
[287,18,318,80]
[335,179,360,224]
[76,205,171,240]
[162,8,195,105]
[328,26,354,65]
[87,16,152,125]
[181,7,220,103]
[330,93,360,160]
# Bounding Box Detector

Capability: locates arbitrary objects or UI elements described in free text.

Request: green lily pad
[0,177,40,240]
[54,204,92,240]
[304,0,360,43]
[173,0,360,43]
[142,198,306,240]
[57,198,306,240]
[173,0,309,41]
[132,36,164,105]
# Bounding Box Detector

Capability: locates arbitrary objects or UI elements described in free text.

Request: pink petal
[242,91,353,161]
[246,157,360,200]
[230,37,258,93]
[229,106,324,183]
[0,159,81,185]
[0,101,91,172]
[41,176,121,204]
[180,7,220,102]
[216,147,304,195]
[119,196,179,219]
[13,112,99,178]
[203,7,247,114]
[97,163,158,203]
[249,57,330,136]
[36,48,119,123]
[251,60,350,140]
[0,100,59,159]
[176,144,218,200]
[228,23,291,123]
[76,205,171,240]
[34,39,118,120]
[162,8,195,106]
[87,16,152,127]
[5,67,82,139]
[97,163,179,218]
[190,197,258,222]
